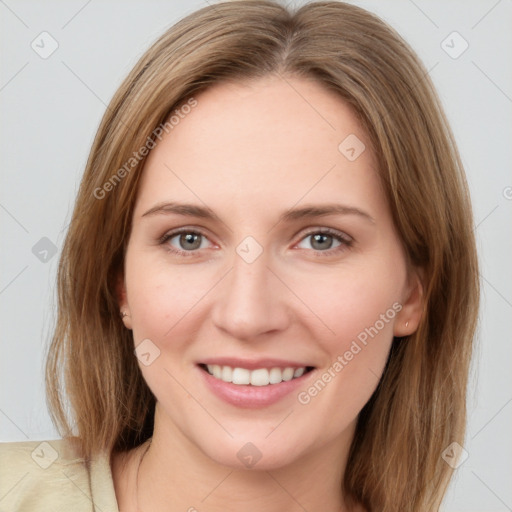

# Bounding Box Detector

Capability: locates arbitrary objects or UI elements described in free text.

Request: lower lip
[198,366,313,409]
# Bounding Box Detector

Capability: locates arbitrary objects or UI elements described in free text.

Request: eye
[295,228,352,255]
[159,229,213,257]
[158,227,353,258]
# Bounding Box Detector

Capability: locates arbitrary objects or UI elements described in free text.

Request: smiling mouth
[198,364,315,386]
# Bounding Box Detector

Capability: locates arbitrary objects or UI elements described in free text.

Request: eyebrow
[141,201,375,224]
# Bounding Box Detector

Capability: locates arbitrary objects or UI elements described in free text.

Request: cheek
[124,258,213,407]
[288,260,403,425]
[125,254,215,341]
[292,263,403,352]
[292,274,399,434]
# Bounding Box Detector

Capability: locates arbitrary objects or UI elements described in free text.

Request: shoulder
[0,438,119,511]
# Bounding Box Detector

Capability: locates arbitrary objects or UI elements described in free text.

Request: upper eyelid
[161,227,216,246]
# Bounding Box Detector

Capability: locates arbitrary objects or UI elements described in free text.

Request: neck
[113,405,357,512]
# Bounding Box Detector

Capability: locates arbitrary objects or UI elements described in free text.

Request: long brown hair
[45,1,479,510]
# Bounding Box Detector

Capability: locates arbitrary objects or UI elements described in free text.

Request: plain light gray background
[1,1,511,510]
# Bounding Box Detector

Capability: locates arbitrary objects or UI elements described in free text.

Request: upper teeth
[206,365,306,386]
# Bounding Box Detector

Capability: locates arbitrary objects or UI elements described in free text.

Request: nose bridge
[211,243,289,340]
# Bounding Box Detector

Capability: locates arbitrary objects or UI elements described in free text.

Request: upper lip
[199,357,314,370]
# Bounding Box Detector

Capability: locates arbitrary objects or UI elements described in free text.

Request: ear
[116,271,132,330]
[393,267,424,337]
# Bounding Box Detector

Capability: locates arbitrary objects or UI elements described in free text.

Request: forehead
[133,76,384,220]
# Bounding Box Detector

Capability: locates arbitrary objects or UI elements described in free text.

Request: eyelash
[158,227,353,258]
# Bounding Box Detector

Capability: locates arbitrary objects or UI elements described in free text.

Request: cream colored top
[0,438,119,511]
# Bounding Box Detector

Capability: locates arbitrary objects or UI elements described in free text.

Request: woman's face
[119,75,422,469]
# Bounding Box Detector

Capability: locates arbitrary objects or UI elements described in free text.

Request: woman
[0,1,479,511]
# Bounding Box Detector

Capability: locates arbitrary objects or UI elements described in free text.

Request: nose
[211,247,290,341]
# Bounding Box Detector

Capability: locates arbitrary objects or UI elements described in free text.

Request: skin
[112,75,423,512]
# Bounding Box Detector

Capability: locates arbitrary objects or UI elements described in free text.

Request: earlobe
[393,269,425,337]
[116,272,132,330]
[120,309,132,330]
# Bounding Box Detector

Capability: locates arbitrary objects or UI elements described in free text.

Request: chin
[204,441,307,472]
